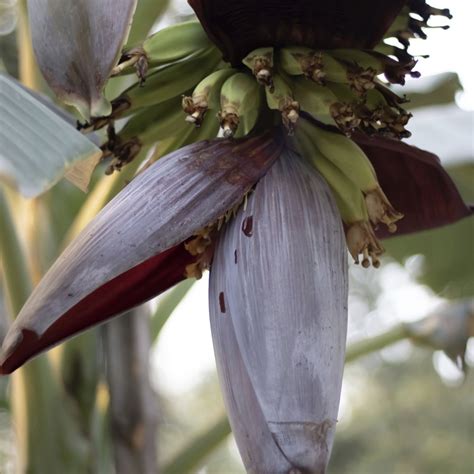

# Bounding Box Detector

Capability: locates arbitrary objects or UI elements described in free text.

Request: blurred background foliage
[0,0,473,473]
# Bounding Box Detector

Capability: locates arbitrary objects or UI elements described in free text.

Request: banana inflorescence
[111,20,215,82]
[81,2,448,267]
[295,118,394,268]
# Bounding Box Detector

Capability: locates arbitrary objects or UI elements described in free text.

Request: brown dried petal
[209,147,348,472]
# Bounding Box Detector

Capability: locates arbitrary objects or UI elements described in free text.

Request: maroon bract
[0,132,283,374]
[354,132,473,238]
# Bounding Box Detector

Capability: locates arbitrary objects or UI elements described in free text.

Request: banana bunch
[112,21,215,81]
[116,47,222,116]
[329,48,419,85]
[294,118,405,267]
[280,46,380,95]
[141,111,220,171]
[235,44,415,138]
[280,47,348,85]
[182,68,236,126]
[182,68,263,137]
[265,73,300,134]
[242,49,300,134]
[103,95,221,174]
[217,72,262,138]
[356,88,412,139]
[242,47,275,89]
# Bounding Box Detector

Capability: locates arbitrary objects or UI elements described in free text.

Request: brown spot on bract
[219,292,226,313]
[241,215,253,237]
[234,249,238,263]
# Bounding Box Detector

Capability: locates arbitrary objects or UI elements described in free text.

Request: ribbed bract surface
[209,148,348,473]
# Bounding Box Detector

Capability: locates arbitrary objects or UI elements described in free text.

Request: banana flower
[1,1,471,472]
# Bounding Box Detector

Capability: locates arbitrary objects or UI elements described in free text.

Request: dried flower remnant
[365,187,404,233]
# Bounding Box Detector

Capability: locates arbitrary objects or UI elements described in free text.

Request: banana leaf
[0,75,101,198]
[401,72,463,110]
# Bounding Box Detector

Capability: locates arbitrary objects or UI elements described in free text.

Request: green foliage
[0,75,101,198]
[331,352,474,474]
[403,72,463,110]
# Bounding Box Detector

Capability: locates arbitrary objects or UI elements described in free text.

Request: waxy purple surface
[209,148,348,472]
[0,133,283,374]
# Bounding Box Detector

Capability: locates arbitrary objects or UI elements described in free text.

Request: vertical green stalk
[16,0,41,90]
[0,190,32,315]
[1,190,88,473]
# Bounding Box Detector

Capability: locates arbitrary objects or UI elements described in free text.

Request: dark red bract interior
[354,133,473,239]
[0,243,195,374]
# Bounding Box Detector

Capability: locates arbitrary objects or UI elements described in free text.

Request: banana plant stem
[17,0,41,90]
[0,189,32,317]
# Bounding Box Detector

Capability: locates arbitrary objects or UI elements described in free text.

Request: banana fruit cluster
[294,118,403,267]
[81,3,449,265]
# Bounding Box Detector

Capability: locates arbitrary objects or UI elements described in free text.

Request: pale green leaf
[0,75,102,198]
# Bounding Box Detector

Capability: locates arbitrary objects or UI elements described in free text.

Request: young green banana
[141,111,220,171]
[218,72,261,138]
[182,67,236,125]
[102,95,192,173]
[300,119,403,233]
[242,47,274,89]
[279,47,348,84]
[329,48,419,85]
[117,47,222,115]
[233,107,260,138]
[292,76,359,133]
[119,95,190,145]
[295,123,384,267]
[142,21,213,66]
[324,81,359,104]
[265,73,300,133]
[113,21,214,78]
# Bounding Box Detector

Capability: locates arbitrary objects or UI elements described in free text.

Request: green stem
[17,0,41,90]
[345,324,408,362]
[161,417,232,474]
[0,189,32,316]
[0,189,88,473]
